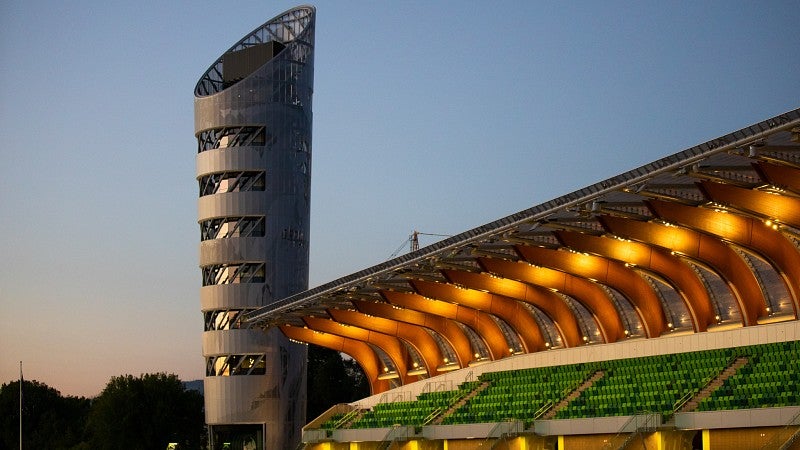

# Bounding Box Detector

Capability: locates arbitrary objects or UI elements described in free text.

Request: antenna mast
[389,230,450,259]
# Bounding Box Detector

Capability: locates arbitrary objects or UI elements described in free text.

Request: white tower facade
[194,6,315,449]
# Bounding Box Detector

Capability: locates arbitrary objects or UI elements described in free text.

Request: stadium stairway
[676,356,749,414]
[338,408,368,429]
[430,380,490,425]
[540,370,605,420]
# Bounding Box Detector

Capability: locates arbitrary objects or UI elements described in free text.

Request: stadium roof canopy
[245,108,800,393]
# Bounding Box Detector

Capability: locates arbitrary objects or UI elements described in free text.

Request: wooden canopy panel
[599,215,766,326]
[515,245,668,338]
[478,257,626,343]
[555,231,715,331]
[647,199,800,317]
[279,325,390,394]
[327,308,445,378]
[381,289,511,361]
[302,316,410,385]
[411,279,547,352]
[243,109,800,391]
[441,268,581,348]
[755,161,800,195]
[699,180,800,229]
[355,298,474,368]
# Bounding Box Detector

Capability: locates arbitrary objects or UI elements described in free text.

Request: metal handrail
[480,419,517,449]
[672,390,695,413]
[422,407,443,426]
[533,401,554,420]
[674,355,747,414]
[600,411,660,450]
[377,425,410,450]
[760,407,800,450]
[332,409,360,429]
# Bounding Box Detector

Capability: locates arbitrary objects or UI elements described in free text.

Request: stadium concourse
[246,108,800,450]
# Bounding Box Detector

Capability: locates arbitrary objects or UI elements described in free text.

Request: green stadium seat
[324,341,799,430]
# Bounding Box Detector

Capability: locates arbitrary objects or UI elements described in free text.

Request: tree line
[0,373,203,450]
[0,346,369,449]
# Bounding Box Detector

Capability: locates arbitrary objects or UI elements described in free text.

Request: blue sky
[1,0,798,397]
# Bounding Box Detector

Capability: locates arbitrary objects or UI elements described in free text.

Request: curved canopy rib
[411,279,547,352]
[647,199,800,318]
[599,215,766,326]
[515,245,668,338]
[357,299,473,368]
[302,316,410,385]
[279,325,390,394]
[555,230,715,331]
[481,256,626,343]
[381,290,510,361]
[326,308,445,378]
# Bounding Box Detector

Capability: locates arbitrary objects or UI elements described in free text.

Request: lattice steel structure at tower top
[194,6,315,449]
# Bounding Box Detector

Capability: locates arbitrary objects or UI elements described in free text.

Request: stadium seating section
[697,342,799,411]
[317,341,800,430]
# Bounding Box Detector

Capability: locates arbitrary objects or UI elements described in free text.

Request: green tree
[0,379,90,450]
[306,345,370,420]
[84,373,204,450]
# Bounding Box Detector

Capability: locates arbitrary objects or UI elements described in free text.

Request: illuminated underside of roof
[245,108,800,394]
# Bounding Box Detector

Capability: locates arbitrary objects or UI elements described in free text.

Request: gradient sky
[1,0,798,397]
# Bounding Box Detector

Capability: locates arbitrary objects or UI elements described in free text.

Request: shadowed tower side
[194,6,315,449]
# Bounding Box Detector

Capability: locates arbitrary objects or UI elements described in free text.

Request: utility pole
[19,361,22,450]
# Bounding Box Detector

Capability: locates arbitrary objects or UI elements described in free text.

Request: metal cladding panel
[222,41,285,85]
[194,29,314,131]
[200,237,267,266]
[195,79,312,132]
[198,192,268,220]
[196,132,312,188]
[196,147,269,176]
[203,329,272,355]
[200,284,270,312]
[674,406,800,430]
[203,329,307,444]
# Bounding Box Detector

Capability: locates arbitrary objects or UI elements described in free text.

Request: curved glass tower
[194,6,315,449]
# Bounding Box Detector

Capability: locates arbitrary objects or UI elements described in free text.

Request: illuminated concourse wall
[194,6,315,449]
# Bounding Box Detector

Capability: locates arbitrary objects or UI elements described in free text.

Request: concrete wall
[534,414,660,436]
[675,405,800,430]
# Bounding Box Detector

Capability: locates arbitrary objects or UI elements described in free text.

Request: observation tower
[194,6,315,449]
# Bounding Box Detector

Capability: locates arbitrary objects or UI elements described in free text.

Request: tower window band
[199,171,265,197]
[197,126,268,153]
[202,263,265,286]
[206,354,266,376]
[200,216,266,241]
